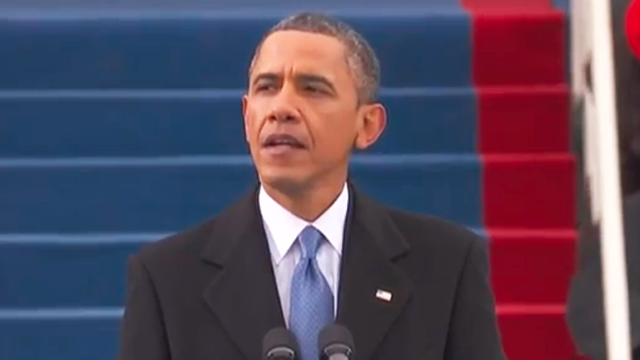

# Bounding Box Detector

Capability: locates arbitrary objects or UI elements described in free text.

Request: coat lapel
[337,186,413,360]
[200,188,285,360]
[197,184,412,360]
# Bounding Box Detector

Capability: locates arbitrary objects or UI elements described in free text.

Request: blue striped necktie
[289,225,334,360]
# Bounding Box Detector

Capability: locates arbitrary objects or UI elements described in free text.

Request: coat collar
[199,183,412,360]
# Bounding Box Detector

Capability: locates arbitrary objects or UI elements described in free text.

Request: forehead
[251,30,351,79]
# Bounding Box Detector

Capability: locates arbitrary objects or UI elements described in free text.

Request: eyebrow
[297,74,335,91]
[251,72,336,93]
[251,73,280,87]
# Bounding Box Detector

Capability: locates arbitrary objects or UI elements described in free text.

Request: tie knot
[298,226,324,259]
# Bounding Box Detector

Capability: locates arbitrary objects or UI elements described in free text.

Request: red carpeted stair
[463,0,579,359]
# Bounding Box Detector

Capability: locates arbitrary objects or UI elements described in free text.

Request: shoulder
[625,190,640,216]
[133,216,218,272]
[624,191,640,238]
[132,188,258,271]
[385,205,485,256]
[369,200,488,277]
[370,202,492,303]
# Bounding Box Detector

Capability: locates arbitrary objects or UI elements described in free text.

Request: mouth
[261,133,306,150]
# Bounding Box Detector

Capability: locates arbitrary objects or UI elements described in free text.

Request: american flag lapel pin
[375,289,393,302]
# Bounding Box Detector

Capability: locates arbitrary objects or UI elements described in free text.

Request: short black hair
[249,12,381,104]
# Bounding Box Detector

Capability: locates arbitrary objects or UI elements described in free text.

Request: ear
[354,103,387,150]
[242,95,250,143]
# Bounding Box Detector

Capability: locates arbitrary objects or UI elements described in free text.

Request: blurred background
[0,0,637,359]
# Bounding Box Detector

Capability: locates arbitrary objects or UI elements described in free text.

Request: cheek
[311,115,358,156]
[244,107,263,141]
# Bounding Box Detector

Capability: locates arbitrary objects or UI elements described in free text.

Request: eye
[304,85,324,94]
[255,84,277,92]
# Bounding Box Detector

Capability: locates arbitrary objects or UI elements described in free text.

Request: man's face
[243,30,385,192]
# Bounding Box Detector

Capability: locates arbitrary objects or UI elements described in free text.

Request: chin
[258,170,309,194]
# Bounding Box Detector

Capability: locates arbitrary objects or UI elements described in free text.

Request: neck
[261,178,346,222]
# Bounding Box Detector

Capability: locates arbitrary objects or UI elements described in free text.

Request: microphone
[318,324,355,360]
[262,327,299,360]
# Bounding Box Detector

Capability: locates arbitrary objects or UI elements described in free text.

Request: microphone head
[262,327,298,360]
[318,324,355,360]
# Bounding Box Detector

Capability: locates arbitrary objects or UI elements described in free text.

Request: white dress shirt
[259,183,349,326]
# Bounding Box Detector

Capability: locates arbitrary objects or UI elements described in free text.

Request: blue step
[0,155,481,233]
[0,222,485,308]
[0,0,460,10]
[0,314,120,360]
[0,240,141,307]
[0,88,476,157]
[0,4,480,360]
[0,11,470,89]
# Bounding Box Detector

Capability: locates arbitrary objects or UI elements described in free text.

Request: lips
[261,133,306,149]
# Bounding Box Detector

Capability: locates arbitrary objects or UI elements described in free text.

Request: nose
[267,87,301,123]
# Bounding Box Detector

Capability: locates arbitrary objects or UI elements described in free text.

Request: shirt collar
[258,183,349,264]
